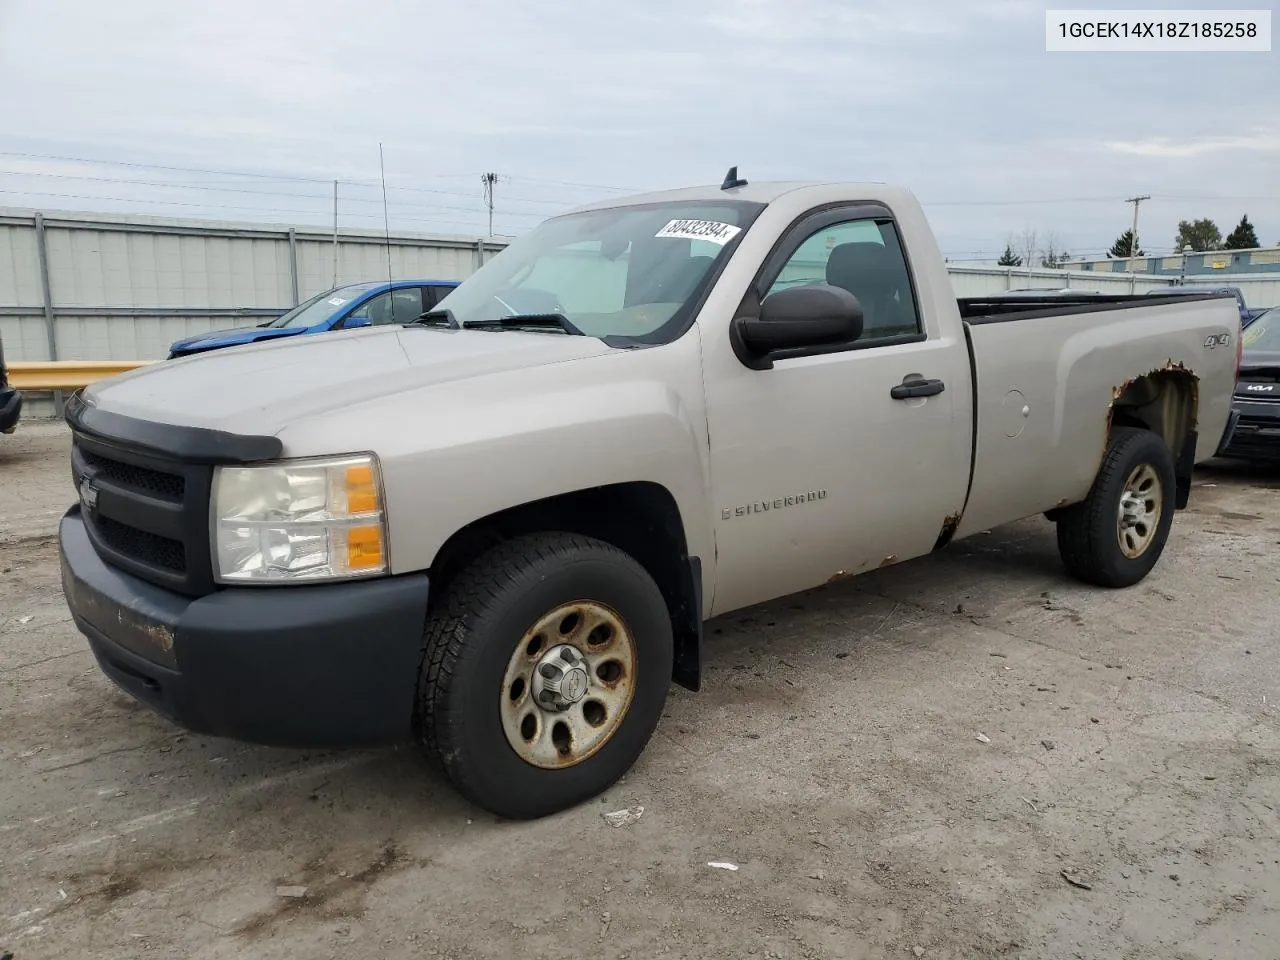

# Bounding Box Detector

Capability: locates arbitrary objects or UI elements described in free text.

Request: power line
[0,188,539,231]
[0,187,551,222]
[6,152,1279,207]
[0,167,583,210]
[0,150,646,200]
[0,149,344,184]
[508,174,640,193]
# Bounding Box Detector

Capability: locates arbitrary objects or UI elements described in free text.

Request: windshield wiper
[462,313,585,336]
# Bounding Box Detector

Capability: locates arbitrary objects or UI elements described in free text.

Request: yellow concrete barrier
[8,360,154,391]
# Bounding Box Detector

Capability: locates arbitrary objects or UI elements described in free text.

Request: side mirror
[732,283,863,369]
[344,316,372,329]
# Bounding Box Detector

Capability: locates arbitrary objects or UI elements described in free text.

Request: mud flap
[672,556,702,692]
[1175,429,1197,509]
[1213,411,1239,458]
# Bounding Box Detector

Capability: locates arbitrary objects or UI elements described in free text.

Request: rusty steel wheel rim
[499,600,637,769]
[1117,462,1162,559]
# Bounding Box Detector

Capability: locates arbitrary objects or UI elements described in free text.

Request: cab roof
[564,180,895,215]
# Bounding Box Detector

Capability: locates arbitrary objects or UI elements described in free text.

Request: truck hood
[84,326,617,436]
[169,325,304,354]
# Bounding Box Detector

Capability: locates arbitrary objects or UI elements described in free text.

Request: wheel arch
[1109,368,1199,508]
[427,481,704,692]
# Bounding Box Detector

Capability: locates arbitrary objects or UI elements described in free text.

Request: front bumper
[59,507,430,747]
[0,385,21,433]
[1218,401,1280,462]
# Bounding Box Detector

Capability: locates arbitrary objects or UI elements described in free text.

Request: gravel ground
[1,419,1278,960]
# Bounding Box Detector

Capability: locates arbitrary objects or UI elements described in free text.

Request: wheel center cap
[562,669,587,702]
[1121,494,1145,525]
[532,644,590,711]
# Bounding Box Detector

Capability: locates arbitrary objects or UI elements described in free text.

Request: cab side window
[765,218,921,341]
[348,288,425,326]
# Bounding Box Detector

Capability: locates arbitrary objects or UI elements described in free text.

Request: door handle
[890,378,946,400]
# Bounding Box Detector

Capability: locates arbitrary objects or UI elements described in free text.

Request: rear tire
[416,532,673,819]
[1055,426,1176,588]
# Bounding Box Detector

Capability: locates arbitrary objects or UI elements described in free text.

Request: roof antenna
[721,165,748,190]
[379,142,392,289]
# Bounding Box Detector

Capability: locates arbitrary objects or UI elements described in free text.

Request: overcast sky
[0,0,1275,261]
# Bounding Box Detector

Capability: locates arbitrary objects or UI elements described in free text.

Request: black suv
[0,335,22,434]
[1220,307,1280,462]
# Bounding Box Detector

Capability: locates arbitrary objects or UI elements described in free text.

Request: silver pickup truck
[58,174,1241,819]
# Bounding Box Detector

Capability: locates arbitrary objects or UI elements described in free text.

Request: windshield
[267,282,380,328]
[431,200,765,344]
[1243,308,1280,352]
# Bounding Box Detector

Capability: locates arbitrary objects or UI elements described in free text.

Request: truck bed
[950,292,1240,540]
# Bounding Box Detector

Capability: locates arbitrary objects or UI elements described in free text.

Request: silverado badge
[722,489,827,520]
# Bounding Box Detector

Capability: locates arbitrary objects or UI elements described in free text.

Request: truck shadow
[0,445,46,467]
[1194,457,1280,488]
[695,517,1068,684]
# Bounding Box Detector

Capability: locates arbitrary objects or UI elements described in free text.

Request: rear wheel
[416,532,673,819]
[1055,426,1176,588]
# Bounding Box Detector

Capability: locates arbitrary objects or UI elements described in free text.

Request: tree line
[996,214,1267,266]
[997,229,1072,268]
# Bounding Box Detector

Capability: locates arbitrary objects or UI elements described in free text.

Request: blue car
[167,279,459,359]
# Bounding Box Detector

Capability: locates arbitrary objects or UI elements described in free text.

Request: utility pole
[1126,194,1150,272]
[332,179,339,287]
[481,172,498,238]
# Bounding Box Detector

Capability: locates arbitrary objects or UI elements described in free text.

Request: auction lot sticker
[655,219,743,245]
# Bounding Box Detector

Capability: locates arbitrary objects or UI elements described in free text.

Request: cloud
[1104,130,1280,158]
[0,0,1275,257]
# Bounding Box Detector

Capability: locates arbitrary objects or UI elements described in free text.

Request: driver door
[702,203,973,615]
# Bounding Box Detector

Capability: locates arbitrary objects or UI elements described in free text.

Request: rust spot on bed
[879,555,899,568]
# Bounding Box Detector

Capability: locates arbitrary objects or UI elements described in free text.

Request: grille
[80,447,185,500]
[95,515,187,573]
[72,431,212,593]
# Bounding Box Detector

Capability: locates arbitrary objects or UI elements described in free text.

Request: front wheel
[416,533,673,819]
[1055,426,1177,588]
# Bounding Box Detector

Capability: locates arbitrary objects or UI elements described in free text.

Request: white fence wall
[0,208,506,364]
[947,265,1280,305]
[945,265,1178,297]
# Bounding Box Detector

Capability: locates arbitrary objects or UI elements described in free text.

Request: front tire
[1055,426,1177,588]
[416,532,673,819]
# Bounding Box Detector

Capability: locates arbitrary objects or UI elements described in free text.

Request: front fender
[275,338,714,591]
[385,381,711,574]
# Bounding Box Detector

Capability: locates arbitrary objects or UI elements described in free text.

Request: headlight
[212,454,388,583]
